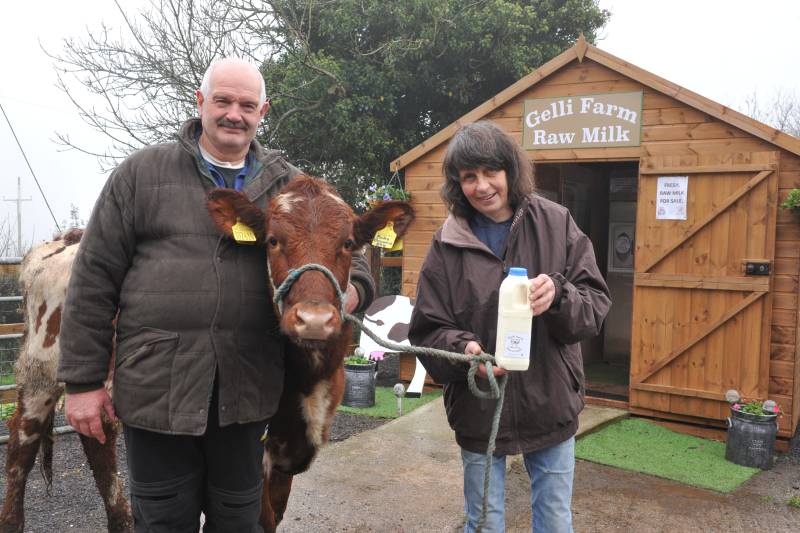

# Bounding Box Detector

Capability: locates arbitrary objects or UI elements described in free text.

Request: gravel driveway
[0,411,387,532]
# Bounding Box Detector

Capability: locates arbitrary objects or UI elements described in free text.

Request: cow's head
[207,175,415,348]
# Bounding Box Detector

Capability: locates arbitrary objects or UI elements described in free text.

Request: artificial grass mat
[575,418,759,493]
[337,386,441,418]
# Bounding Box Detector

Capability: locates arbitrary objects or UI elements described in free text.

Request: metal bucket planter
[725,407,778,470]
[342,361,376,408]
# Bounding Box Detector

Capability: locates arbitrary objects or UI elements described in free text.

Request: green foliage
[737,400,767,415]
[50,0,608,206]
[263,0,609,206]
[760,495,773,504]
[344,354,372,365]
[0,402,16,421]
[338,386,442,418]
[788,496,800,509]
[355,183,411,212]
[779,188,800,210]
[732,399,781,416]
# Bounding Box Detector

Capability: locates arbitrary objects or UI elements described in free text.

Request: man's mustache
[217,118,247,130]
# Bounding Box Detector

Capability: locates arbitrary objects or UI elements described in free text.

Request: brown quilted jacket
[58,119,374,435]
[408,194,611,455]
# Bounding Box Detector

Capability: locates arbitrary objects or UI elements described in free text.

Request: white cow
[358,295,427,397]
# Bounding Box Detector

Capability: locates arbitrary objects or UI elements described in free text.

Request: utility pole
[3,177,31,256]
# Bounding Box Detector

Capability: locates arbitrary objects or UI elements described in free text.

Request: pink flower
[369,351,385,361]
[774,406,780,413]
[732,403,741,410]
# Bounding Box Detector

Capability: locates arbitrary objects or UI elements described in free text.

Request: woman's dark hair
[441,120,535,218]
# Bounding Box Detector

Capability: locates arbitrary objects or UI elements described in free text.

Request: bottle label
[501,331,530,359]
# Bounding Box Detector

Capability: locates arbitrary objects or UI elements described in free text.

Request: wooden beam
[0,323,23,336]
[640,170,773,273]
[631,382,726,401]
[575,33,588,62]
[380,256,403,268]
[0,388,16,404]
[634,291,766,383]
[634,273,769,292]
[639,163,777,174]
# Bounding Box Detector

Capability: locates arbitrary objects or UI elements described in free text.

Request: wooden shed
[391,37,800,440]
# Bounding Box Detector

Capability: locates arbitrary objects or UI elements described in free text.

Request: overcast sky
[1,0,799,252]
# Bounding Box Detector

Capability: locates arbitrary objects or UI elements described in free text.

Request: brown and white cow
[206,175,414,532]
[0,229,132,533]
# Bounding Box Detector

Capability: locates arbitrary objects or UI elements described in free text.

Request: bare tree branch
[741,89,800,138]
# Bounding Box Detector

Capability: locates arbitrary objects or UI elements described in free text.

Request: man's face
[196,63,269,160]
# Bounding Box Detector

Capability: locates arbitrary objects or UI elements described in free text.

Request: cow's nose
[293,307,337,340]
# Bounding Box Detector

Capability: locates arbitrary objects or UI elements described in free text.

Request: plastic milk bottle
[495,267,533,371]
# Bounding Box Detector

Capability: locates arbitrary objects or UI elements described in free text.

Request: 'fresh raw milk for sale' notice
[494,267,533,371]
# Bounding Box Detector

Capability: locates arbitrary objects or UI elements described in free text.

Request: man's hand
[65,388,116,444]
[345,282,360,314]
[465,340,507,379]
[528,274,555,316]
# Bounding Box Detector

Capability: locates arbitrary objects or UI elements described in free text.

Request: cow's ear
[353,201,415,247]
[206,189,267,244]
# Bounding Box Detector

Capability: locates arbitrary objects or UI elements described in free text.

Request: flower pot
[725,407,778,469]
[342,361,376,408]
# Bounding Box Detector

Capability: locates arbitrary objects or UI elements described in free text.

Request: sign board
[656,176,688,220]
[522,91,643,150]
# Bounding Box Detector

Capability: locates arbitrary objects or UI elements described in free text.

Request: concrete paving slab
[281,397,463,532]
[576,404,628,437]
[279,398,626,531]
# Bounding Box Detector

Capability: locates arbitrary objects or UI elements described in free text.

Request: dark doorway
[535,161,638,401]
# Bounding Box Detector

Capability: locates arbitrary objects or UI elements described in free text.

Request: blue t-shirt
[469,211,513,258]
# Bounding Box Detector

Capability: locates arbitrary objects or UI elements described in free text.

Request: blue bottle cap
[508,267,528,277]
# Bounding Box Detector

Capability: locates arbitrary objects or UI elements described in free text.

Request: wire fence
[1,262,22,409]
[0,260,78,442]
[0,335,19,386]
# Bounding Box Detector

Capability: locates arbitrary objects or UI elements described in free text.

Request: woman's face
[458,167,513,222]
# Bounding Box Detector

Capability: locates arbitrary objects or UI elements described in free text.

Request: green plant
[344,354,372,365]
[760,495,773,504]
[731,399,781,416]
[787,496,800,509]
[779,188,800,210]
[0,402,16,421]
[356,182,410,211]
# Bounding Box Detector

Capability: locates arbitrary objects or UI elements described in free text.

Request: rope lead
[273,263,507,532]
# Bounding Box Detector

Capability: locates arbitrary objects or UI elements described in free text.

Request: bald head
[200,58,267,106]
[195,57,270,162]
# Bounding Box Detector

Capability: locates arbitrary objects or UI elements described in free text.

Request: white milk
[494,267,533,371]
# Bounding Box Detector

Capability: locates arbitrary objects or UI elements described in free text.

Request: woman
[408,121,611,532]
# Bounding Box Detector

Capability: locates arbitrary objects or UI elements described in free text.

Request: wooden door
[630,152,779,422]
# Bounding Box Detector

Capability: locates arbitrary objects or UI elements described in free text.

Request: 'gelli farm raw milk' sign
[522,91,643,149]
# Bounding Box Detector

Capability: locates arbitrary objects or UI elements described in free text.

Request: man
[58,58,375,531]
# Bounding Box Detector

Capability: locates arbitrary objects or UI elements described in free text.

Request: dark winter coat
[408,194,611,455]
[58,118,375,435]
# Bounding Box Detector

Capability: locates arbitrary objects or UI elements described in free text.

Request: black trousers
[123,382,267,532]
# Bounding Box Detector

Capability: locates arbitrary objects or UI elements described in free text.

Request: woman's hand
[465,340,507,379]
[528,274,555,316]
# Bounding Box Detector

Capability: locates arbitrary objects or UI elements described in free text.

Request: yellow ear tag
[387,237,404,252]
[232,219,257,244]
[371,222,397,249]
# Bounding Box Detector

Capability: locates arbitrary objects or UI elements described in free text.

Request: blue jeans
[461,437,575,533]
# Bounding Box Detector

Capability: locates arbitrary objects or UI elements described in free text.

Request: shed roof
[390,37,800,171]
